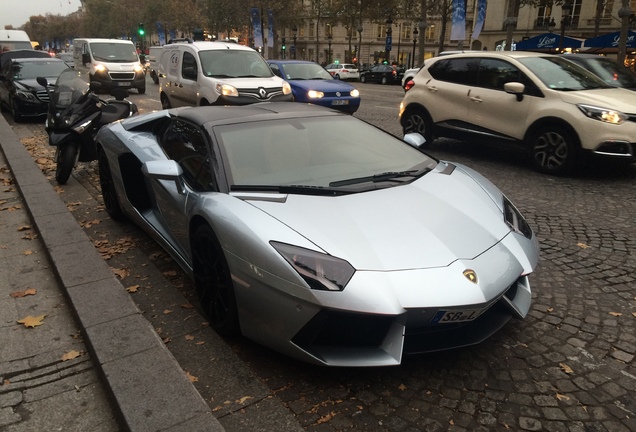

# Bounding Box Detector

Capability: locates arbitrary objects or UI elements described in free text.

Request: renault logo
[259,88,267,99]
[463,269,478,284]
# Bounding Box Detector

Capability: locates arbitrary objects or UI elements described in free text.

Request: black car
[0,57,68,121]
[359,64,403,85]
[562,54,636,90]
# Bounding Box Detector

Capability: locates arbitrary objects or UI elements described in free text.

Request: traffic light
[138,23,145,37]
[281,37,286,50]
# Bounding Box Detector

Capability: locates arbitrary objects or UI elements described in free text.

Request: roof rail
[167,38,194,44]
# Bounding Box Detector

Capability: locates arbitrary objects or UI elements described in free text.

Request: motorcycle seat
[100,101,133,125]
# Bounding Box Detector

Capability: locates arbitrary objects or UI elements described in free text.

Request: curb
[0,115,224,432]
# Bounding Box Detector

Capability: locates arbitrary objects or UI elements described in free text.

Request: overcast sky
[1,0,83,29]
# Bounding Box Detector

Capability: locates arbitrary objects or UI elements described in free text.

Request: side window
[182,51,198,81]
[478,59,520,91]
[429,58,478,86]
[269,63,281,77]
[159,120,215,191]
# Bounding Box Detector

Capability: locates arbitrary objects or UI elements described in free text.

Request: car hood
[247,166,510,271]
[12,78,44,92]
[558,87,636,111]
[290,79,355,92]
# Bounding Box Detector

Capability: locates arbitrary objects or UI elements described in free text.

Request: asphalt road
[5,76,636,432]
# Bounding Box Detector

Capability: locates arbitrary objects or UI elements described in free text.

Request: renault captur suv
[399,51,636,175]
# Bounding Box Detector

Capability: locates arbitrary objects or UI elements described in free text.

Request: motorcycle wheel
[55,145,79,184]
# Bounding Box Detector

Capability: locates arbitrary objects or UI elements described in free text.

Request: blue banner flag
[156,22,166,46]
[471,0,487,41]
[251,8,264,48]
[450,0,466,41]
[267,9,274,48]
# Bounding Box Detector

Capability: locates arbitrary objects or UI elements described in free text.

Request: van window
[182,52,198,81]
[89,42,138,62]
[199,50,273,78]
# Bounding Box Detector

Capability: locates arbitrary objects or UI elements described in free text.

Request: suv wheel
[381,76,388,85]
[530,125,578,175]
[360,75,366,83]
[160,93,171,109]
[402,108,433,145]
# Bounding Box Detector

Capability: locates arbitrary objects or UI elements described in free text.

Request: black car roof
[0,49,51,68]
[173,102,343,127]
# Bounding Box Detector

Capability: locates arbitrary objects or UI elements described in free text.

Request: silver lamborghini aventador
[95,102,539,367]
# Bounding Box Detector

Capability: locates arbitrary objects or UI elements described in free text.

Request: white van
[158,40,292,108]
[147,45,163,84]
[73,38,145,94]
[0,30,33,52]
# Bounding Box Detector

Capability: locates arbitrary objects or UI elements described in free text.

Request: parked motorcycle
[37,69,138,184]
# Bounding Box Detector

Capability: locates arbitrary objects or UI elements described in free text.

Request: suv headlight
[94,64,108,72]
[271,241,355,291]
[350,89,360,97]
[307,90,324,99]
[577,104,627,125]
[503,197,533,239]
[216,83,239,97]
[15,90,36,100]
[282,81,292,95]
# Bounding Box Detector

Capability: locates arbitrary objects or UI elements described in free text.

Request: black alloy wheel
[10,97,23,122]
[97,146,125,220]
[55,144,79,184]
[192,225,240,337]
[360,75,366,83]
[160,93,171,109]
[530,125,578,175]
[381,76,388,85]
[402,108,433,146]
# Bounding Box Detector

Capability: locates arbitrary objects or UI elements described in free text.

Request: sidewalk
[0,114,223,432]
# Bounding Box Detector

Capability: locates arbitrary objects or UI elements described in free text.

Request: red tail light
[404,80,415,91]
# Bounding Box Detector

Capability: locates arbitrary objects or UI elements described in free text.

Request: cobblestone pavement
[6,103,636,432]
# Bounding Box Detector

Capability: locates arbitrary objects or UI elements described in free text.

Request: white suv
[399,51,636,175]
[158,40,292,108]
[325,63,360,81]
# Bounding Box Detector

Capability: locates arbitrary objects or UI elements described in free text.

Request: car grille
[36,90,49,103]
[238,87,284,101]
[109,72,135,80]
[627,113,636,123]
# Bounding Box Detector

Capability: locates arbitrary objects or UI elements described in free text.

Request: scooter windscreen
[51,69,91,107]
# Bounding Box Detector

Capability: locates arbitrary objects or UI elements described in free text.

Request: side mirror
[141,160,186,194]
[82,53,90,65]
[110,88,128,101]
[403,133,426,148]
[504,82,525,102]
[90,81,102,92]
[36,76,49,87]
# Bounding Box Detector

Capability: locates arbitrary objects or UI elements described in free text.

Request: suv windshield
[518,56,610,91]
[282,63,332,80]
[89,42,139,62]
[12,60,68,79]
[199,49,273,78]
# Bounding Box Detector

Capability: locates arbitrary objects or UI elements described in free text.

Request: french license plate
[116,82,131,87]
[431,309,483,324]
[332,100,349,105]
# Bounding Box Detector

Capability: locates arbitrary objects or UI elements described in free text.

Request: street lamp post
[357,25,363,66]
[327,33,333,64]
[411,27,419,68]
[292,25,298,59]
[558,1,573,52]
[385,17,393,63]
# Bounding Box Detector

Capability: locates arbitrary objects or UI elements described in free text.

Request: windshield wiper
[231,184,348,196]
[329,170,422,187]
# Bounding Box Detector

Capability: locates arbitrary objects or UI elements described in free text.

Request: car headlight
[94,64,108,72]
[307,90,324,99]
[216,83,239,97]
[15,90,36,100]
[270,241,355,291]
[350,89,360,98]
[134,64,144,73]
[503,197,533,239]
[282,81,292,95]
[577,104,626,125]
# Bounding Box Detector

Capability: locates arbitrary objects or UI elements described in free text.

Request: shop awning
[514,33,583,51]
[583,31,636,49]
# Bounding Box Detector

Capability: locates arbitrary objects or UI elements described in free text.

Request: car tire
[150,71,159,85]
[55,144,79,184]
[97,145,125,220]
[335,74,341,80]
[138,86,146,94]
[402,107,434,146]
[360,75,366,83]
[529,125,578,175]
[381,76,388,85]
[160,93,171,109]
[10,97,23,122]
[192,225,240,337]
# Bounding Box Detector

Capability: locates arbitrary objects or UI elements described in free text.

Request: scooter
[37,69,138,184]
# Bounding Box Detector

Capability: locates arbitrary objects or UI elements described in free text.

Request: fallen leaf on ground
[10,288,37,298]
[185,334,195,340]
[576,243,590,249]
[609,312,622,317]
[237,396,253,404]
[556,393,570,401]
[61,350,82,361]
[163,270,178,278]
[3,379,10,386]
[186,371,198,383]
[163,309,172,314]
[195,341,205,345]
[559,363,574,374]
[126,285,140,293]
[17,225,31,231]
[23,250,33,256]
[17,315,46,328]
[112,268,129,279]
[181,303,194,309]
[398,383,407,391]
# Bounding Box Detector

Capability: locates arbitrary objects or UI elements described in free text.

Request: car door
[148,119,217,260]
[177,50,200,106]
[424,58,476,125]
[467,58,541,141]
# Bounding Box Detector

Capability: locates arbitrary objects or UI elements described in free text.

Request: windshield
[52,68,90,107]
[578,57,636,89]
[89,42,139,62]
[199,49,273,78]
[518,56,610,91]
[281,63,333,80]
[216,116,437,190]
[11,60,68,79]
[1,41,32,51]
